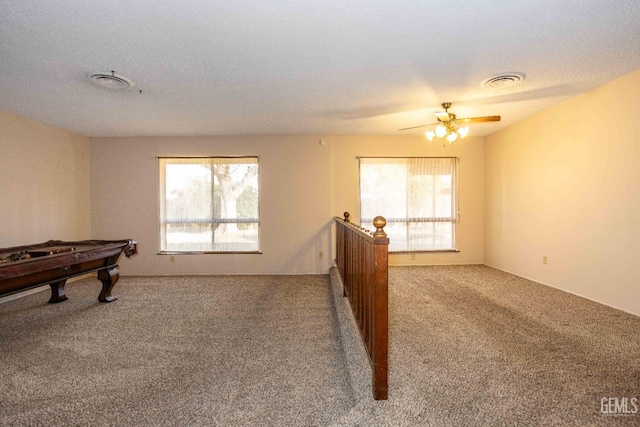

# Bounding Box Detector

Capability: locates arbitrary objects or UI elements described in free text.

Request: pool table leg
[97,267,119,303]
[48,280,68,303]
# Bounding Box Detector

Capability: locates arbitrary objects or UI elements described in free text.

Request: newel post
[372,215,389,400]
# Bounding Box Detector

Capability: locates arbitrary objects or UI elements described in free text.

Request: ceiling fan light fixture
[435,124,447,137]
[401,102,501,144]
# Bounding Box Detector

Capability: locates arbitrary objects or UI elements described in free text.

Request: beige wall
[0,110,91,246]
[90,134,486,274]
[329,135,485,266]
[484,69,640,316]
[90,136,333,275]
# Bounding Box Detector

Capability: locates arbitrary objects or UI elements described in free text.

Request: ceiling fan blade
[455,115,501,124]
[399,122,439,131]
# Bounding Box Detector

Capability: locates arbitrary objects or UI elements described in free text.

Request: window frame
[158,156,261,255]
[359,156,459,253]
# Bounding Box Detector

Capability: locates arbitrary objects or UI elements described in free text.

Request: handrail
[334,212,389,400]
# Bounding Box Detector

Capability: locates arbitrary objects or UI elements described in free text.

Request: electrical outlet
[411,253,416,261]
[170,256,175,263]
[542,255,547,264]
[319,252,324,259]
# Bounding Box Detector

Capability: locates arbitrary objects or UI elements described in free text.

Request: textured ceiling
[1,0,640,137]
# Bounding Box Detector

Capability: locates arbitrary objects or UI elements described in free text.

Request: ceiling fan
[399,102,500,143]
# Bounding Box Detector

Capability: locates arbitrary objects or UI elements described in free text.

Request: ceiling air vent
[87,71,135,90]
[481,72,525,89]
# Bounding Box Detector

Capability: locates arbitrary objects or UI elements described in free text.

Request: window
[159,157,259,253]
[360,157,458,252]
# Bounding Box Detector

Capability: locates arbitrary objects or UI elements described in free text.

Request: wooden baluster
[363,239,372,354]
[357,234,362,324]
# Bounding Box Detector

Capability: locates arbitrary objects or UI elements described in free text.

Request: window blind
[360,157,458,252]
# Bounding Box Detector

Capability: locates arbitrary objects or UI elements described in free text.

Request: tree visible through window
[159,157,259,253]
[360,157,458,252]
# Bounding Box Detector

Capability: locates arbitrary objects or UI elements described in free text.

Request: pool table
[0,240,137,303]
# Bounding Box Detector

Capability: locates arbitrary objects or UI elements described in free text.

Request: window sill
[158,251,263,255]
[390,250,460,254]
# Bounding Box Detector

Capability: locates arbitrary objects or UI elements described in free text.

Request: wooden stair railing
[334,212,389,400]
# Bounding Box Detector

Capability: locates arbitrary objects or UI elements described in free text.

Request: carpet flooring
[0,275,354,426]
[331,265,640,426]
[1,266,639,426]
